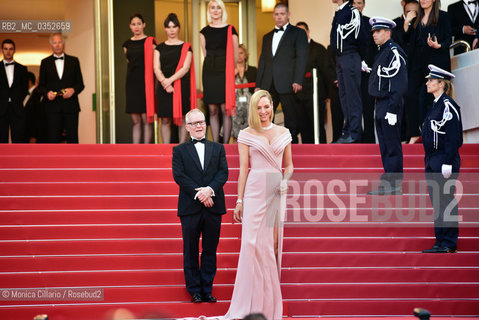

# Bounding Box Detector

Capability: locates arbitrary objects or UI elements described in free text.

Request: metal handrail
[450,40,471,53]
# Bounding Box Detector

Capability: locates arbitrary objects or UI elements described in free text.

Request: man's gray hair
[49,33,65,45]
[185,108,205,123]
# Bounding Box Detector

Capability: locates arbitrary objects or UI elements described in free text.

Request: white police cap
[425,64,455,80]
[369,17,396,31]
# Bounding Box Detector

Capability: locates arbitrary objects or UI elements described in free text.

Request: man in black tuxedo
[326,45,344,143]
[0,39,29,143]
[172,109,228,304]
[38,33,84,143]
[448,0,479,55]
[295,22,330,144]
[256,2,309,144]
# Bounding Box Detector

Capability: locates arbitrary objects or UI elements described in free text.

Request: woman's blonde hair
[442,79,455,99]
[248,90,274,131]
[239,44,249,63]
[207,0,228,24]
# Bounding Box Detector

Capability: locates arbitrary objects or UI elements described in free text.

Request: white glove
[361,60,372,73]
[385,112,397,126]
[442,164,452,179]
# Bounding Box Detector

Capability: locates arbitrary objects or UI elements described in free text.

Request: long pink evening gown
[225,129,292,320]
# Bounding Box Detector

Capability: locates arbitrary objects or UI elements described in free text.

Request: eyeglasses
[187,120,206,127]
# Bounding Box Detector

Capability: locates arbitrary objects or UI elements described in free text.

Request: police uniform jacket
[330,2,368,57]
[368,39,408,114]
[422,92,463,172]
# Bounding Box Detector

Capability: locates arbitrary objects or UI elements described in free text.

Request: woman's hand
[165,85,174,93]
[427,34,441,49]
[234,203,243,223]
[161,77,173,88]
[277,180,288,195]
[405,10,416,25]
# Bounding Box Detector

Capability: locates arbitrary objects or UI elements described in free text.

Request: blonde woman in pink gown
[225,90,293,320]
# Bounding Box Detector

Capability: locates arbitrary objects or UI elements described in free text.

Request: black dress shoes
[367,185,402,195]
[422,245,440,253]
[342,135,360,144]
[423,246,457,253]
[202,294,217,303]
[332,135,348,144]
[191,293,202,303]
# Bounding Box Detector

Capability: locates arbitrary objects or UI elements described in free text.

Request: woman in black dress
[403,0,452,144]
[200,0,239,143]
[154,13,194,144]
[123,13,156,144]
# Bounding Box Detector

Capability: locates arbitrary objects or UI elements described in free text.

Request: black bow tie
[274,26,284,33]
[54,56,64,60]
[192,138,206,144]
[468,0,477,4]
[4,62,14,67]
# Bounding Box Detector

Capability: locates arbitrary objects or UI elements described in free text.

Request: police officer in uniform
[330,0,368,143]
[367,18,408,195]
[422,65,463,253]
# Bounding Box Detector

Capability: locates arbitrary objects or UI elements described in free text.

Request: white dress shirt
[192,137,205,170]
[54,54,65,79]
[4,60,14,88]
[272,22,289,56]
[23,85,36,107]
[191,137,215,200]
[338,1,349,11]
[463,0,478,24]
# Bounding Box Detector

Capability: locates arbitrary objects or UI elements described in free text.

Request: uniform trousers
[375,98,403,186]
[425,167,459,249]
[336,52,363,141]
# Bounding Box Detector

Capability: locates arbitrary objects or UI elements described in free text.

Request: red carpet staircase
[0,144,478,319]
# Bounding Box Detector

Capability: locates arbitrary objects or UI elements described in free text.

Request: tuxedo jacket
[38,54,84,113]
[256,24,309,94]
[172,140,228,216]
[448,0,479,52]
[296,40,330,101]
[0,61,28,117]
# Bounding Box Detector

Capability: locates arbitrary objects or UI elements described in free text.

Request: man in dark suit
[295,22,330,144]
[38,33,84,143]
[326,45,344,143]
[24,72,47,143]
[448,0,479,55]
[0,39,29,143]
[172,109,228,304]
[256,2,309,144]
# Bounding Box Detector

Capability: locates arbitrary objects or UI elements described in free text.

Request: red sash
[225,25,236,116]
[144,36,157,123]
[173,42,197,126]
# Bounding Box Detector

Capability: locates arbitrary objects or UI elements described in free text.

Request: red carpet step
[0,144,478,320]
